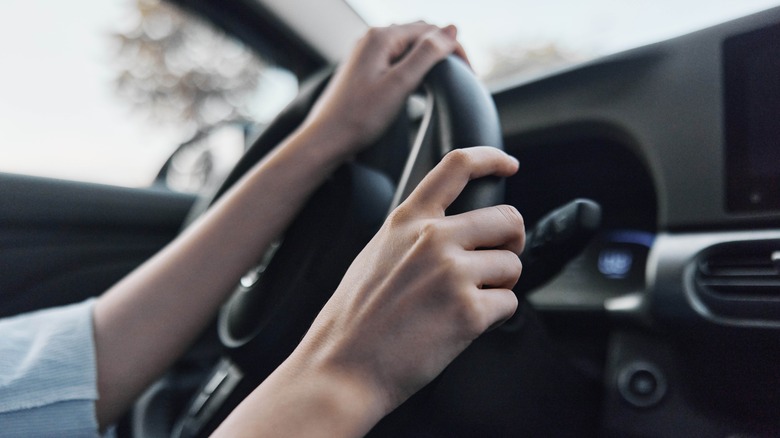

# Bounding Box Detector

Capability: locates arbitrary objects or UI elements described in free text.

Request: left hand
[301,22,469,158]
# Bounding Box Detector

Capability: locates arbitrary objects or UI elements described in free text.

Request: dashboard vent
[696,252,780,298]
[692,241,780,323]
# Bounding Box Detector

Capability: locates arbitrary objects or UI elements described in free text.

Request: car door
[0,173,194,317]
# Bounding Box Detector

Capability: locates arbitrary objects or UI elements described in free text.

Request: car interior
[1,0,779,436]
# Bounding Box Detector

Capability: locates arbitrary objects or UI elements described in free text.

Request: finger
[387,27,458,93]
[441,25,472,68]
[474,288,519,332]
[367,22,441,63]
[446,205,525,255]
[393,23,468,65]
[462,249,523,290]
[406,147,519,215]
[452,41,471,67]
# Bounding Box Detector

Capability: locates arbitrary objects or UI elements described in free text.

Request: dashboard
[495,6,780,436]
[505,138,656,310]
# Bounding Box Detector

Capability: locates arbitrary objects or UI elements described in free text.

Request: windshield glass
[346,0,780,85]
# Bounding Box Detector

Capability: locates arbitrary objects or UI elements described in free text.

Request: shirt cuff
[0,299,100,433]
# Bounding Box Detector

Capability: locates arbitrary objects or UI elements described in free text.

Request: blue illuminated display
[598,249,634,279]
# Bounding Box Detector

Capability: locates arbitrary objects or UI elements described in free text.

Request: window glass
[346,0,780,86]
[0,0,298,190]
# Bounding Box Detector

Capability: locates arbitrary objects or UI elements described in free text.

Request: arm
[92,23,464,427]
[214,147,525,437]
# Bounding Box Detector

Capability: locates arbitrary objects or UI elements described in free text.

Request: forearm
[212,350,386,438]
[92,123,351,427]
[91,21,464,431]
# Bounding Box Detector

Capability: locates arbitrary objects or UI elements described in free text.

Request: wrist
[284,349,389,435]
[297,115,363,162]
[216,350,388,437]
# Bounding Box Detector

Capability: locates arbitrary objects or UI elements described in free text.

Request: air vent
[692,241,780,322]
[696,252,780,298]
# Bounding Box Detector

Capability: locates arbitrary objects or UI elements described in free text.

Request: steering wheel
[166,56,596,437]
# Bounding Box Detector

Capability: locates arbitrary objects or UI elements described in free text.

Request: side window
[0,0,298,193]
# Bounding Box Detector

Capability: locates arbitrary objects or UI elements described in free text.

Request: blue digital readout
[597,230,655,279]
[598,249,634,279]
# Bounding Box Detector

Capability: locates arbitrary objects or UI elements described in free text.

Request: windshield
[346,0,780,85]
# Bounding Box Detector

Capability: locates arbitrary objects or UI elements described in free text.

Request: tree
[482,41,586,85]
[110,0,266,140]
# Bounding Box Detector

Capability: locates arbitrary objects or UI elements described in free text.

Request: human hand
[293,146,524,418]
[301,22,469,158]
[213,147,523,437]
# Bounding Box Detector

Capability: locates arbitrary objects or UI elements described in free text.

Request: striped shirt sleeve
[0,299,101,437]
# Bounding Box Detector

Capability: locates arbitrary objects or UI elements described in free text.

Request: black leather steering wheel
[172,56,532,437]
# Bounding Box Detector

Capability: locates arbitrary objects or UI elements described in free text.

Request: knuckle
[418,219,446,246]
[495,204,525,254]
[363,26,386,44]
[495,204,524,230]
[418,33,447,56]
[442,148,473,171]
[517,258,524,278]
[416,222,465,274]
[489,251,522,289]
[508,252,524,282]
[386,206,413,228]
[436,252,460,279]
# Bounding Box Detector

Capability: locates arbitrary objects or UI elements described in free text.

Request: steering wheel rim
[175,56,510,436]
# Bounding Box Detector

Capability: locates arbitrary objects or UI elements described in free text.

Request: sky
[0,1,182,186]
[0,0,778,187]
[348,0,780,77]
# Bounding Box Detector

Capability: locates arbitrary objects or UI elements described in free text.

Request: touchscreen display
[724,23,780,212]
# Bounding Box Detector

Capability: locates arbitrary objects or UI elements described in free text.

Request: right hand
[213,147,524,437]
[295,146,525,415]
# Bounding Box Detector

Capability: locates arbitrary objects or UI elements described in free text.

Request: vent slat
[699,256,777,276]
[697,251,780,298]
[701,285,780,298]
[698,277,780,288]
[703,267,778,276]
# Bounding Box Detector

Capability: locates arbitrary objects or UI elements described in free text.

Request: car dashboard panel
[505,138,657,310]
[495,6,780,437]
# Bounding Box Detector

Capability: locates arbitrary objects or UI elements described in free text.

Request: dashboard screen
[724,23,780,212]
